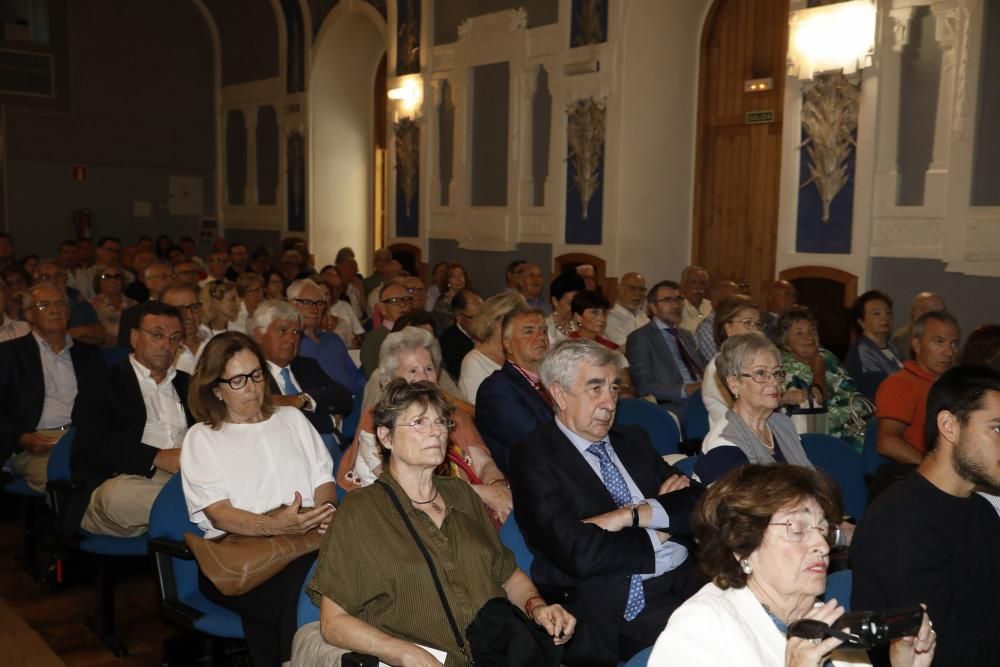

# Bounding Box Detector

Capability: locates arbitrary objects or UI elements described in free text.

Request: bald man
[606,272,649,346]
[891,291,946,361]
[763,279,797,340]
[679,265,711,333]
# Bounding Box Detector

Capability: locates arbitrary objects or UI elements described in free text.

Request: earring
[741,558,752,575]
[733,391,740,399]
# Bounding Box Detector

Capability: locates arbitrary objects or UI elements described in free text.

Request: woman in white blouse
[181,332,336,667]
[459,291,526,404]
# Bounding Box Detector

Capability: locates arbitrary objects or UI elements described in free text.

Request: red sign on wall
[71,165,87,181]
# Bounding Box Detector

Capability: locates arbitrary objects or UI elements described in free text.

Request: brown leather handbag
[184,510,324,596]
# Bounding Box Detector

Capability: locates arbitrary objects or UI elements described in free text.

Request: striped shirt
[308,473,516,665]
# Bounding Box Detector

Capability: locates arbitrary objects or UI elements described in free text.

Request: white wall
[309,7,385,272]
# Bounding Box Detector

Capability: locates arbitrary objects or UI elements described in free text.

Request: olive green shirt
[307,472,517,665]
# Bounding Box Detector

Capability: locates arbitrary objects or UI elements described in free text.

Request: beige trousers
[7,451,52,494]
[80,469,173,537]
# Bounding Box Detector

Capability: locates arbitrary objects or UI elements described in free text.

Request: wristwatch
[631,504,640,528]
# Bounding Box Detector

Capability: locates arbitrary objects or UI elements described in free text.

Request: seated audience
[651,464,935,667]
[263,269,286,300]
[172,259,201,286]
[875,311,960,464]
[360,279,412,378]
[569,289,620,350]
[154,235,173,259]
[699,295,760,428]
[161,284,207,375]
[0,278,29,342]
[505,258,527,292]
[123,249,156,303]
[0,231,14,269]
[438,288,482,381]
[72,301,194,536]
[845,290,903,400]
[337,327,511,521]
[290,279,365,396]
[198,279,243,337]
[365,259,405,319]
[697,334,813,485]
[459,292,526,405]
[576,263,598,291]
[960,323,1000,369]
[117,259,175,347]
[679,265,712,333]
[90,264,135,347]
[605,271,649,347]
[318,265,364,349]
[626,280,706,418]
[852,365,1000,667]
[423,260,448,311]
[225,241,249,280]
[1,265,29,321]
[776,306,868,452]
[511,339,702,665]
[693,279,741,359]
[546,269,585,345]
[0,282,105,491]
[334,247,366,322]
[890,291,945,361]
[181,332,336,667]
[234,271,265,332]
[430,261,468,321]
[250,299,352,438]
[762,279,797,341]
[515,262,552,315]
[361,247,393,300]
[33,259,105,346]
[475,307,554,474]
[307,380,573,665]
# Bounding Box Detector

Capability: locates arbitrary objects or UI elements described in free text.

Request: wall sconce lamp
[787,0,876,80]
[388,76,423,119]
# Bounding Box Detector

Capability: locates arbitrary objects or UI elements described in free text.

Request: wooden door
[693,0,788,304]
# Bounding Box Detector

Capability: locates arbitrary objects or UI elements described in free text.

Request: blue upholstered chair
[499,514,534,573]
[683,389,710,441]
[101,346,130,368]
[622,646,654,666]
[862,418,889,478]
[614,398,680,456]
[673,455,699,477]
[800,433,868,521]
[823,569,852,611]
[341,392,364,443]
[3,429,56,575]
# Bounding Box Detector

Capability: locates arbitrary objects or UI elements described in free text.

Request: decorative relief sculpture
[799,73,859,223]
[457,8,527,41]
[394,118,419,217]
[397,0,419,75]
[952,0,976,138]
[573,0,605,46]
[566,97,605,220]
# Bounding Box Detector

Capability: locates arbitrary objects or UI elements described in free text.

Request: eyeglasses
[768,519,840,547]
[100,272,123,280]
[293,298,328,309]
[217,367,266,390]
[381,296,414,306]
[739,368,787,384]
[174,302,203,313]
[136,327,183,345]
[652,295,683,304]
[395,416,455,434]
[736,318,765,330]
[34,300,69,311]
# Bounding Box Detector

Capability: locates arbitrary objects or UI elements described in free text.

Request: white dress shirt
[265,360,316,411]
[605,303,649,346]
[680,299,712,334]
[129,355,187,450]
[34,332,77,429]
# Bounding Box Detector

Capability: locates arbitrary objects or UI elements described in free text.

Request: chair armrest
[46,478,85,493]
[148,537,194,560]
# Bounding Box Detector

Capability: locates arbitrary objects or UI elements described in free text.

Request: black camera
[787,606,924,649]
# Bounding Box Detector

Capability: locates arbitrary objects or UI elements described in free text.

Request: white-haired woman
[459,291,527,404]
[336,326,513,525]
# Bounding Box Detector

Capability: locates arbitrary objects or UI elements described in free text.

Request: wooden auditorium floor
[0,516,172,666]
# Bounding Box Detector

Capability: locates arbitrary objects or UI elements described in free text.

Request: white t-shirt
[180,406,335,537]
[459,349,502,405]
[329,299,364,348]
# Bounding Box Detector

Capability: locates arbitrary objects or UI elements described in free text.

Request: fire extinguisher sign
[71,165,87,181]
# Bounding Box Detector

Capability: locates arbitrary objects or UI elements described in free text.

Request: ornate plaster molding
[457,8,528,41]
[888,7,916,53]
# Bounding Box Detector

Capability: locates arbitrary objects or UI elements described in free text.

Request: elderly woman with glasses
[338,326,513,526]
[199,279,244,337]
[89,261,136,346]
[181,332,337,667]
[701,295,765,428]
[696,334,814,486]
[305,379,574,666]
[650,464,935,667]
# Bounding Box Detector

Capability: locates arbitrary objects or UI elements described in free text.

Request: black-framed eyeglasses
[768,519,840,546]
[293,298,327,309]
[739,368,786,384]
[381,296,414,306]
[217,367,266,390]
[100,272,123,280]
[136,327,183,345]
[394,416,455,435]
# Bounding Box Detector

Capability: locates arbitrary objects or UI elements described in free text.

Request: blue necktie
[586,441,646,621]
[279,367,297,396]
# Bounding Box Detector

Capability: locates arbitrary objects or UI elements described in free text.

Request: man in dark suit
[0,282,105,493]
[71,301,195,536]
[438,289,482,380]
[510,338,702,666]
[626,280,707,419]
[250,299,353,437]
[475,307,553,474]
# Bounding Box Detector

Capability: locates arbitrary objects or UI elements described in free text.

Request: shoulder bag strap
[375,480,473,664]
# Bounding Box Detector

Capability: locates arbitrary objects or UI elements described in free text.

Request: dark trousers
[199,552,318,667]
[618,555,701,660]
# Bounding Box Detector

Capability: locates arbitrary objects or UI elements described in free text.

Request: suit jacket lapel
[545,421,619,511]
[117,360,147,422]
[502,362,549,416]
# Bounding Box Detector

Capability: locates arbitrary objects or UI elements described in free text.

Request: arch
[778,265,858,360]
[553,252,611,295]
[308,1,387,274]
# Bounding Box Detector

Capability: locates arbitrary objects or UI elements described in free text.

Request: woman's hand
[785,599,845,667]
[888,608,936,667]
[529,602,576,645]
[272,491,335,535]
[659,474,691,495]
[471,483,513,523]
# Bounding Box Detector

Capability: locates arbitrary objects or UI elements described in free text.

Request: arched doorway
[309,3,386,273]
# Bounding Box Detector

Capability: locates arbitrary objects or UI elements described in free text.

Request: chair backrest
[46,427,76,482]
[673,456,698,477]
[800,433,868,521]
[149,474,205,601]
[341,392,364,442]
[623,646,653,667]
[102,346,130,368]
[823,569,852,611]
[683,389,710,441]
[499,515,534,573]
[297,560,321,627]
[614,398,680,456]
[862,418,889,477]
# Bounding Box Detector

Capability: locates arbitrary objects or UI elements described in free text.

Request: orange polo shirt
[875,360,937,455]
